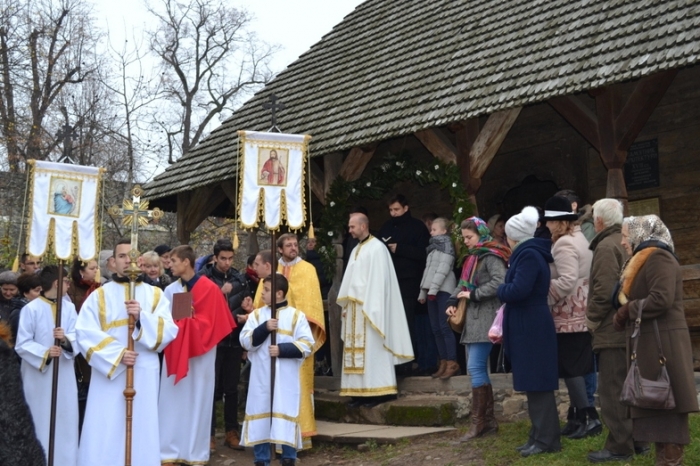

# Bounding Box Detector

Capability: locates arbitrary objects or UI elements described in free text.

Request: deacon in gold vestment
[253,234,326,448]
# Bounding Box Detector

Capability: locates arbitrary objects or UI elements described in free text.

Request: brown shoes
[458,384,498,442]
[225,430,245,450]
[440,360,460,379]
[431,360,447,378]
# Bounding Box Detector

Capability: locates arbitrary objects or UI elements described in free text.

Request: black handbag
[620,301,675,410]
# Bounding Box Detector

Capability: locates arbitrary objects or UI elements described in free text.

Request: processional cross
[108,184,163,466]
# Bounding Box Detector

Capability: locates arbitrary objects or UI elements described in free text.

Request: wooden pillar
[549,69,678,212]
[176,193,191,244]
[176,185,226,244]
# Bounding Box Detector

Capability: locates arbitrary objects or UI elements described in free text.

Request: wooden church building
[145,0,700,363]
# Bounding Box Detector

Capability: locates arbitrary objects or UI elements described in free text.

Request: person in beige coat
[613,215,699,466]
[543,196,600,440]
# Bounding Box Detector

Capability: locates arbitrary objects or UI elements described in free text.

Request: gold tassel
[308,223,315,239]
[94,267,101,283]
[233,231,240,250]
[11,256,19,273]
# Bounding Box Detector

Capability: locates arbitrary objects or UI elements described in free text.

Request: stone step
[315,392,459,427]
[315,420,455,445]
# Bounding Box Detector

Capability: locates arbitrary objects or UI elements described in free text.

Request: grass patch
[473,414,700,466]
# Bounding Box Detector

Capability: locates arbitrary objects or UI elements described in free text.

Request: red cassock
[261,158,285,184]
[164,276,236,383]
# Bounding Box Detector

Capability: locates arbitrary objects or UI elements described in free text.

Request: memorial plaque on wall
[624,139,659,190]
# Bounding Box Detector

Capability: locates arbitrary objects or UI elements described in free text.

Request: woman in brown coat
[613,215,698,465]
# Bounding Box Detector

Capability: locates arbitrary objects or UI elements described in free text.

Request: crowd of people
[0,189,697,466]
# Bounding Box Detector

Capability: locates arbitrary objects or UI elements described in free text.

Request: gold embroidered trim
[97,287,129,331]
[339,386,398,396]
[108,348,127,379]
[86,336,116,363]
[40,349,51,371]
[152,317,164,350]
[245,412,299,423]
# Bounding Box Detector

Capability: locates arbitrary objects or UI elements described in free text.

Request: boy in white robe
[240,274,314,466]
[76,239,178,466]
[15,265,79,466]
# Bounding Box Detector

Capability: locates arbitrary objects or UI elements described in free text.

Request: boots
[655,443,684,466]
[281,459,296,466]
[440,360,460,379]
[568,407,602,439]
[459,385,496,441]
[431,360,447,378]
[560,406,579,436]
[225,430,244,450]
[484,384,498,433]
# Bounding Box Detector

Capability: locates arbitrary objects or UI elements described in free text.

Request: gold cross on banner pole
[108,184,163,466]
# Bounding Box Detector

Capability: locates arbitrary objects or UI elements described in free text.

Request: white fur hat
[505,206,539,242]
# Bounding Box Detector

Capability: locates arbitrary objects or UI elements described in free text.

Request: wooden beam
[549,96,600,151]
[220,181,238,206]
[414,128,458,164]
[323,153,343,195]
[595,87,620,167]
[469,107,522,179]
[338,146,375,181]
[309,160,326,204]
[176,193,191,244]
[184,184,226,232]
[615,69,678,150]
[455,119,481,215]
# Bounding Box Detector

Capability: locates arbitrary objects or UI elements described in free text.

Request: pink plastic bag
[488,305,505,344]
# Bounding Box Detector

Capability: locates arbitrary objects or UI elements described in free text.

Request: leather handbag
[448,297,467,333]
[620,301,676,410]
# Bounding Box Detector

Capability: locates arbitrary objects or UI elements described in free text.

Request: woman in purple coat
[497,206,560,457]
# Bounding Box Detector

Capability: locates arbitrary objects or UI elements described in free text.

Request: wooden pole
[47,261,65,466]
[123,251,140,466]
[269,230,277,459]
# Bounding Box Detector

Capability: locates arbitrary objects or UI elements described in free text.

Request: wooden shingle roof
[145,0,700,201]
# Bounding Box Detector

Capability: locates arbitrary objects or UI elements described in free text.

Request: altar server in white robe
[159,246,235,466]
[339,213,414,407]
[76,239,178,466]
[15,265,79,466]
[240,274,314,466]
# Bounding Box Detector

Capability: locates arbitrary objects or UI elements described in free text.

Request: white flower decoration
[452,182,457,188]
[458,207,463,213]
[351,188,356,193]
[434,164,440,170]
[396,161,401,166]
[329,201,336,207]
[328,231,334,237]
[366,182,371,187]
[416,170,422,176]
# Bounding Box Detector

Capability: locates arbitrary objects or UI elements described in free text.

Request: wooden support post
[176,193,191,244]
[414,128,458,164]
[549,69,677,210]
[177,185,226,243]
[323,153,343,195]
[309,160,326,204]
[338,146,376,181]
[455,119,481,215]
[469,108,522,179]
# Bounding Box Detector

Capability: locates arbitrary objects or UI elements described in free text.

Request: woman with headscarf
[543,195,600,439]
[613,215,698,465]
[487,214,508,247]
[497,206,560,457]
[446,217,509,441]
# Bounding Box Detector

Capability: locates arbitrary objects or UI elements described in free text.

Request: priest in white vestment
[240,275,314,465]
[76,240,178,466]
[15,266,79,466]
[338,213,414,406]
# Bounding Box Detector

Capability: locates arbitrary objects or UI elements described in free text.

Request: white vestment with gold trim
[75,281,177,466]
[239,304,314,449]
[338,236,414,397]
[16,297,79,466]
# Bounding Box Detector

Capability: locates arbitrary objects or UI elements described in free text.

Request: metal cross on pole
[262,93,285,132]
[108,184,163,466]
[56,107,79,164]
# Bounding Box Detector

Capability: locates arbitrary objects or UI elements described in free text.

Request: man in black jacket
[199,239,252,451]
[378,194,431,374]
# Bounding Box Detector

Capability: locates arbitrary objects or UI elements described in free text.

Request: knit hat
[0,270,18,286]
[505,206,539,242]
[543,195,579,221]
[154,244,172,256]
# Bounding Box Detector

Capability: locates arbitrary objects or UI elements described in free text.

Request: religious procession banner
[238,130,310,230]
[26,160,103,261]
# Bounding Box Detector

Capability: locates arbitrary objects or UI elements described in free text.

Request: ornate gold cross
[109,185,164,280]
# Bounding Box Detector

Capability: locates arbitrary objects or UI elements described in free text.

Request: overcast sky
[96,0,363,77]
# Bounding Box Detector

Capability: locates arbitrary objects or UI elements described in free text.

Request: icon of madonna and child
[48,177,81,217]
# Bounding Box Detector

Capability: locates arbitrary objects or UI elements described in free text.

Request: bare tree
[0,0,99,171]
[147,0,275,163]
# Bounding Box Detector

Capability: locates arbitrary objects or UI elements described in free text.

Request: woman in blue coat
[497,206,561,457]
